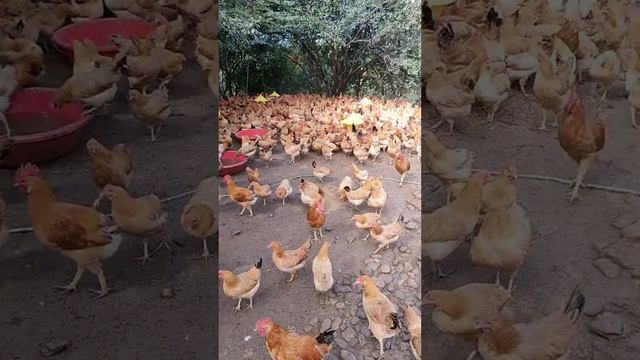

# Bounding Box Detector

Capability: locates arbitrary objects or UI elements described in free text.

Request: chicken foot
[238,205,254,217]
[431,261,453,278]
[51,266,86,292]
[87,262,111,301]
[133,239,154,265]
[312,228,324,242]
[234,298,244,313]
[398,173,407,187]
[372,243,390,254]
[362,232,370,241]
[631,106,638,129]
[376,338,385,360]
[287,270,298,282]
[569,155,594,203]
[92,191,105,209]
[466,350,478,360]
[147,126,159,143]
[194,237,211,261]
[507,269,520,293]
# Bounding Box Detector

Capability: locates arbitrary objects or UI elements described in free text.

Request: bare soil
[218,147,422,359]
[422,83,640,359]
[0,48,217,359]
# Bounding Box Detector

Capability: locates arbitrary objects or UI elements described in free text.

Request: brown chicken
[103,184,168,265]
[14,164,121,300]
[125,42,185,87]
[255,317,336,360]
[355,275,400,360]
[311,161,331,182]
[86,138,133,208]
[73,39,113,75]
[219,258,262,312]
[223,175,257,216]
[404,306,422,360]
[276,178,293,204]
[246,166,261,183]
[268,239,312,282]
[299,179,324,206]
[129,78,171,142]
[181,176,217,260]
[533,50,571,130]
[352,212,381,240]
[558,87,605,202]
[423,172,489,277]
[369,215,403,254]
[366,177,387,213]
[54,60,122,112]
[307,200,325,242]
[312,241,333,293]
[480,166,517,213]
[250,181,272,206]
[424,283,511,341]
[476,288,585,360]
[394,151,411,186]
[424,130,474,203]
[0,35,44,87]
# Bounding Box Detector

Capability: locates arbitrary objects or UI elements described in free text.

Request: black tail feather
[315,329,336,345]
[255,257,263,269]
[390,313,400,330]
[564,285,585,323]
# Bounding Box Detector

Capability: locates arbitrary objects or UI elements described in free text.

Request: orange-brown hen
[255,317,336,360]
[307,200,325,242]
[223,174,257,216]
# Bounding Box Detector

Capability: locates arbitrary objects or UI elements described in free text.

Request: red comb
[15,163,40,182]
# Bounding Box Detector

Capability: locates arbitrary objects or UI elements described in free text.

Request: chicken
[533,50,571,130]
[73,40,113,75]
[344,179,372,206]
[276,178,293,205]
[577,31,599,82]
[394,151,411,186]
[355,275,400,360]
[249,181,271,206]
[223,175,257,216]
[338,176,353,201]
[427,65,476,134]
[284,140,301,164]
[351,163,369,183]
[125,44,186,87]
[369,215,403,254]
[424,283,511,340]
[70,0,104,22]
[423,172,489,277]
[128,78,172,143]
[311,161,331,182]
[268,239,312,282]
[0,195,7,248]
[181,176,217,260]
[54,60,122,112]
[14,164,121,300]
[476,288,585,360]
[86,138,133,209]
[312,241,333,293]
[0,35,44,87]
[354,145,369,164]
[0,64,17,112]
[299,179,323,207]
[481,166,517,213]
[219,258,262,312]
[474,60,511,124]
[404,306,421,360]
[255,317,336,360]
[558,87,605,202]
[623,48,640,128]
[246,166,261,183]
[588,50,621,104]
[307,199,326,242]
[352,212,381,240]
[238,135,257,158]
[259,147,273,167]
[360,163,381,195]
[103,184,168,265]
[424,130,474,203]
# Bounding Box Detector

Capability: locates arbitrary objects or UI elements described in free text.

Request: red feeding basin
[235,128,269,141]
[218,150,248,176]
[1,88,91,168]
[52,18,155,62]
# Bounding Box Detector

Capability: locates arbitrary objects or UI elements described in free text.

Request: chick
[129,78,171,142]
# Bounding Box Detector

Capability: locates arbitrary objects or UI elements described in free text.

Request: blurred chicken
[312,241,333,293]
[423,172,489,277]
[427,65,475,134]
[246,166,260,183]
[480,166,517,213]
[103,184,168,265]
[0,35,45,87]
[351,163,369,183]
[424,283,511,340]
[367,177,387,214]
[223,175,257,216]
[86,138,133,209]
[476,288,585,360]
[268,239,312,282]
[129,78,171,143]
[259,147,273,167]
[181,176,217,260]
[284,139,301,164]
[589,50,621,104]
[424,130,474,203]
[404,306,421,360]
[395,150,411,186]
[345,179,372,207]
[338,176,353,201]
[369,215,403,254]
[70,0,104,22]
[533,50,571,130]
[124,42,185,87]
[355,275,400,360]
[311,161,331,182]
[0,64,17,112]
[249,181,271,206]
[623,48,640,128]
[474,59,511,124]
[299,179,323,207]
[307,200,326,242]
[14,164,121,300]
[276,178,293,205]
[255,317,335,360]
[73,39,113,75]
[558,87,605,202]
[54,60,122,113]
[219,258,262,312]
[352,212,381,241]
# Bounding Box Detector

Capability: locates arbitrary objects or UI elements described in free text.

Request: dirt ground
[422,82,640,359]
[0,47,217,358]
[218,145,421,359]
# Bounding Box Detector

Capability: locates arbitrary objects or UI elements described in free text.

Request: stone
[309,316,318,325]
[340,350,356,360]
[590,312,625,339]
[379,265,392,274]
[404,221,418,230]
[40,339,70,357]
[594,258,622,279]
[583,299,605,317]
[160,288,175,298]
[622,221,640,240]
[336,302,346,309]
[400,246,409,253]
[232,230,242,236]
[321,318,332,331]
[342,327,357,345]
[604,242,640,278]
[613,213,637,230]
[336,285,351,293]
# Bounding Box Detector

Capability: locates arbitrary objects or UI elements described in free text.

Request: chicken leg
[569,155,594,203]
[631,106,638,129]
[133,239,153,265]
[399,173,407,186]
[194,237,211,261]
[148,126,158,143]
[507,269,519,292]
[87,262,111,301]
[234,298,243,313]
[376,338,385,360]
[287,270,298,282]
[51,265,85,292]
[92,191,105,209]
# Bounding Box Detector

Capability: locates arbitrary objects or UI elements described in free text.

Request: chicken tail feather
[390,313,400,330]
[255,257,263,269]
[315,329,336,345]
[563,285,585,323]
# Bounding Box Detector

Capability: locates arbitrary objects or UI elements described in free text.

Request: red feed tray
[1,88,91,168]
[52,18,155,62]
[235,128,269,141]
[218,150,248,176]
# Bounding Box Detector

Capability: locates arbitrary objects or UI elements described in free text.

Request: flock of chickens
[420,0,633,358]
[0,0,217,300]
[218,94,422,359]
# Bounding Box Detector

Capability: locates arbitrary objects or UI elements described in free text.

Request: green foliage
[219,0,420,102]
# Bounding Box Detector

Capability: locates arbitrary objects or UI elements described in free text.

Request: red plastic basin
[218,150,248,176]
[1,88,91,168]
[52,18,155,62]
[235,128,269,141]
